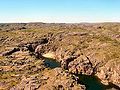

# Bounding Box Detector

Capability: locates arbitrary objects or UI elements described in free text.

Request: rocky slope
[0,23,120,90]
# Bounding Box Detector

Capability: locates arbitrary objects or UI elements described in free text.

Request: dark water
[77,74,120,90]
[43,58,120,90]
[78,74,105,90]
[44,58,61,69]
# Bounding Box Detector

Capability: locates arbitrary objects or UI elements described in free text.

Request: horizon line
[0,21,120,24]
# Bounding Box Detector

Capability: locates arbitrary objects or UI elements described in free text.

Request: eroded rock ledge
[1,31,120,90]
[31,32,120,88]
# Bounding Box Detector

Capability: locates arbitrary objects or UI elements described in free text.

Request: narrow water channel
[44,58,61,69]
[76,74,120,90]
[77,74,106,90]
[43,58,120,90]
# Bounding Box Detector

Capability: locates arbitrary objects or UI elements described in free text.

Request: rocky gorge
[0,23,120,90]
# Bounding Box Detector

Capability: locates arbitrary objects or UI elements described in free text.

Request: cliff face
[0,23,120,90]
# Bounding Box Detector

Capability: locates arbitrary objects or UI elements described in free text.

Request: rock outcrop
[0,23,120,90]
[11,68,85,90]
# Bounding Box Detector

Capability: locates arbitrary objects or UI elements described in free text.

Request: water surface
[44,58,61,69]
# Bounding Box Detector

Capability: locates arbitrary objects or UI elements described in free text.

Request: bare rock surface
[0,23,120,90]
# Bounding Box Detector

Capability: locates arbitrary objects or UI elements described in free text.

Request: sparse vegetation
[0,23,120,90]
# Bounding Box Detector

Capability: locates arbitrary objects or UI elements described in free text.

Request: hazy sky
[0,0,120,23]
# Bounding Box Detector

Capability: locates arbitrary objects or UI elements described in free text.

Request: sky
[0,0,120,23]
